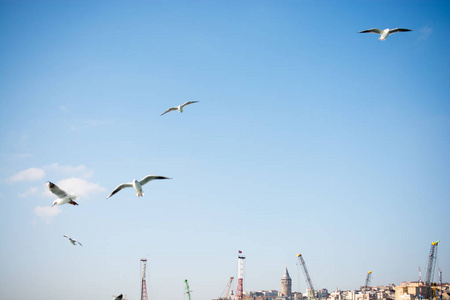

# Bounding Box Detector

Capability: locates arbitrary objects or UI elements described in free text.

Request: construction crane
[219,277,234,300]
[297,253,316,300]
[363,271,372,291]
[185,279,193,300]
[425,240,439,285]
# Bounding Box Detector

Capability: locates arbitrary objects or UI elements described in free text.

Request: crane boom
[297,254,316,300]
[363,271,372,291]
[425,240,439,284]
[221,277,234,300]
[297,253,315,298]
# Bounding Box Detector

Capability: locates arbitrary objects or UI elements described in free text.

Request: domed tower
[281,266,292,297]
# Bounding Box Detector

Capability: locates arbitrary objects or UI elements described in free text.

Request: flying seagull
[47,181,79,207]
[358,28,412,40]
[107,175,171,198]
[161,101,199,116]
[63,235,83,246]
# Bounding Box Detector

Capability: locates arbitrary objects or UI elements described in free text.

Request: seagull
[161,101,199,116]
[107,175,171,198]
[47,181,79,207]
[114,294,123,300]
[63,235,83,246]
[358,28,412,40]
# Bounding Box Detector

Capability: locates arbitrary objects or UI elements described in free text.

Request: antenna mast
[234,251,246,300]
[140,259,148,300]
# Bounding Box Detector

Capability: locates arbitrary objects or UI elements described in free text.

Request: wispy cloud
[9,153,33,159]
[45,163,93,179]
[9,163,93,184]
[19,186,39,198]
[34,206,61,223]
[9,168,45,182]
[418,25,433,41]
[70,119,106,131]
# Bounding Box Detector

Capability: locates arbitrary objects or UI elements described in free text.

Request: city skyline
[1,1,449,300]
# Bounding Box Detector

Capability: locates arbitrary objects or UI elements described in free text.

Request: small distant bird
[161,101,199,116]
[107,175,171,198]
[47,181,79,207]
[63,235,82,246]
[114,294,123,300]
[358,28,412,40]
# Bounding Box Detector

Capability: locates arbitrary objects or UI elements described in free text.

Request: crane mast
[425,240,439,285]
[184,279,193,300]
[297,253,316,300]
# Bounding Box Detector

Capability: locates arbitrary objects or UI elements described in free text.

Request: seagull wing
[48,182,68,198]
[77,241,83,246]
[107,183,133,198]
[389,28,412,34]
[140,175,172,186]
[160,107,178,116]
[358,28,383,34]
[181,101,199,108]
[63,235,70,239]
[114,294,123,300]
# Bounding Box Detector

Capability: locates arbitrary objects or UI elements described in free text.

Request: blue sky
[0,1,449,299]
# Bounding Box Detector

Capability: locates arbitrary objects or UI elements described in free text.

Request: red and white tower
[141,259,149,300]
[234,251,246,300]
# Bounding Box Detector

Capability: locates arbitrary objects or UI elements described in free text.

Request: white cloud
[9,163,92,184]
[56,177,106,198]
[9,168,45,182]
[34,206,61,223]
[11,163,106,201]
